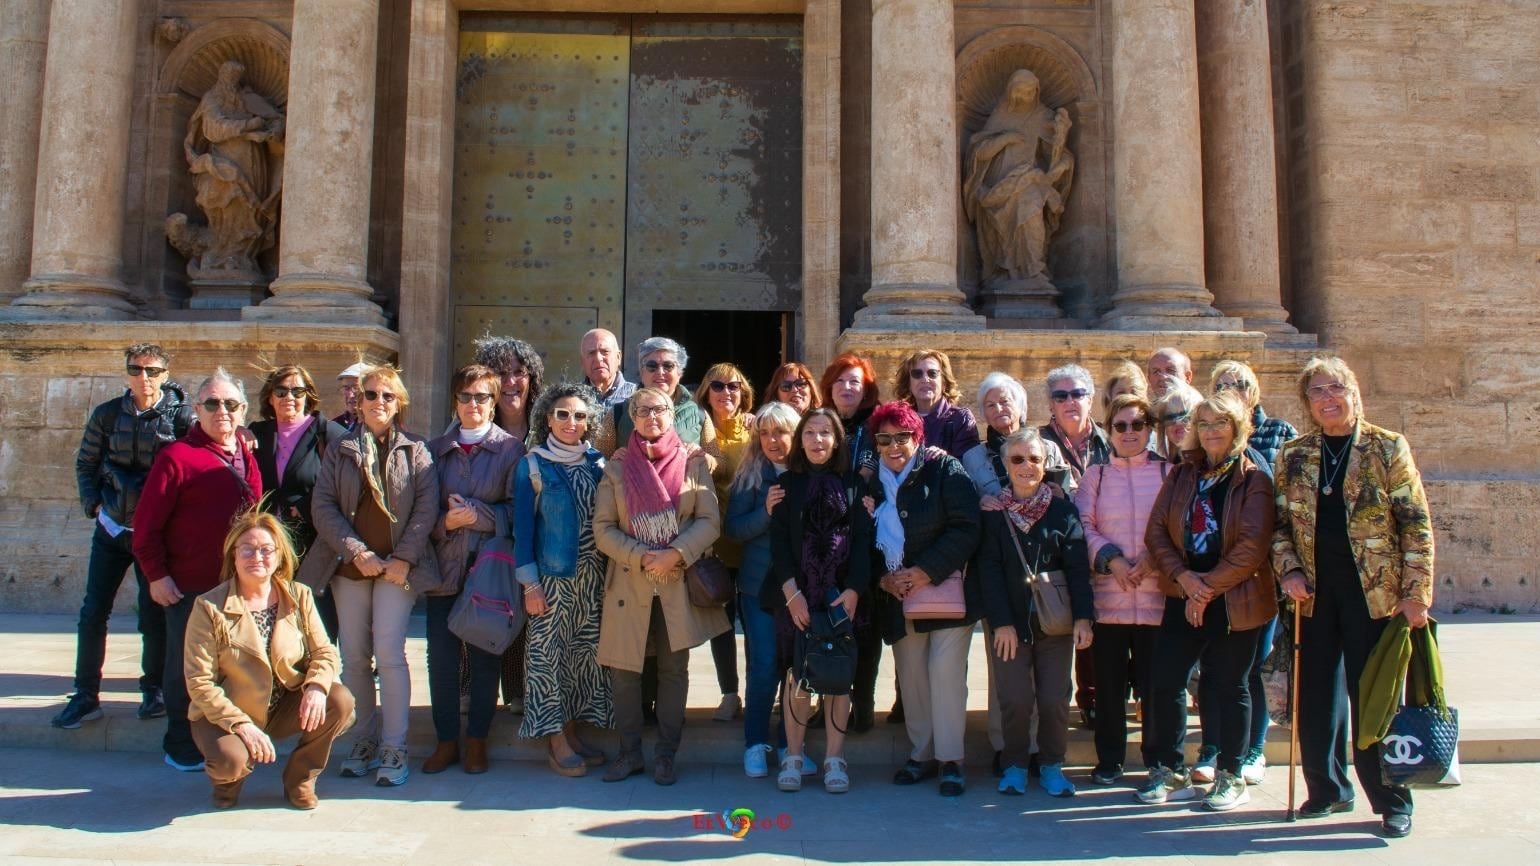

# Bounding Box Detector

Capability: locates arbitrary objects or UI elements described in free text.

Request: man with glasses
[580,328,636,410]
[55,345,195,730]
[334,361,370,433]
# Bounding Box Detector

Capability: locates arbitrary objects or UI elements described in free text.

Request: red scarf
[622,428,688,548]
[1001,483,1053,536]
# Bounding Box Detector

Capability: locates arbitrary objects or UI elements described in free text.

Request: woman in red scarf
[593,387,728,786]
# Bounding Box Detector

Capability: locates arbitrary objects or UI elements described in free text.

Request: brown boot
[422,740,460,774]
[463,737,489,774]
[286,781,319,811]
[211,780,243,809]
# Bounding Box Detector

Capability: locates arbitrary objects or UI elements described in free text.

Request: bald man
[1146,347,1194,399]
[580,328,636,409]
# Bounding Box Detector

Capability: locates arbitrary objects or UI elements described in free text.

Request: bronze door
[451,14,803,381]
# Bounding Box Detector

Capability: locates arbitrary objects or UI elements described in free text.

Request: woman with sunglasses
[893,350,978,461]
[1074,393,1166,785]
[248,365,348,641]
[514,383,611,777]
[1154,383,1203,462]
[694,364,757,723]
[1039,363,1110,493]
[418,365,521,776]
[868,401,982,796]
[303,365,441,788]
[764,362,823,416]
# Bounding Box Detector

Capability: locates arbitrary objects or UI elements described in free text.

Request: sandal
[892,758,939,785]
[777,755,803,792]
[939,761,965,797]
[823,757,850,794]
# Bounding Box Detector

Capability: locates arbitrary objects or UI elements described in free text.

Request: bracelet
[523,584,541,594]
[786,589,803,604]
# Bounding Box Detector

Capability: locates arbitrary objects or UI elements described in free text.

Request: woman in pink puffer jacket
[1073,393,1167,784]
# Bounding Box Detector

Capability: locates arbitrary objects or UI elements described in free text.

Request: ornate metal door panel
[452,16,629,374]
[624,18,804,345]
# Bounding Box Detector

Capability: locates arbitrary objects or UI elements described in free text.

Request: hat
[337,362,370,380]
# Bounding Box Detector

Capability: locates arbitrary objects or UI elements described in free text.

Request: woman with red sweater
[134,368,263,773]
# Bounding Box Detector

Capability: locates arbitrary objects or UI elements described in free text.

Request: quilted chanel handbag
[1379,621,1461,787]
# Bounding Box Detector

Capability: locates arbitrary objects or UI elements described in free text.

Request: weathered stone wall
[1282,0,1540,611]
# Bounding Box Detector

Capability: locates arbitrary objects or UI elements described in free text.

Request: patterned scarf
[622,428,687,549]
[1185,455,1238,556]
[798,469,852,609]
[532,434,589,465]
[359,425,399,524]
[1001,482,1053,536]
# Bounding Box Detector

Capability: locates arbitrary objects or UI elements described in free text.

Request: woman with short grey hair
[1039,364,1109,493]
[602,336,713,453]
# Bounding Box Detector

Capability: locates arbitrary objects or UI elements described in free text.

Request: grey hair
[1001,425,1047,457]
[976,371,1029,419]
[730,401,802,494]
[636,336,688,372]
[196,366,247,405]
[1045,363,1094,397]
[527,382,606,447]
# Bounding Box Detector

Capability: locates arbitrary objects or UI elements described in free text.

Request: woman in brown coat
[593,387,727,786]
[1136,392,1276,813]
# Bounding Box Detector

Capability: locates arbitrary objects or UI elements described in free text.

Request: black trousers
[852,614,884,712]
[708,594,741,695]
[1298,570,1413,817]
[1149,597,1259,775]
[75,525,166,698]
[161,594,197,761]
[1092,622,1158,769]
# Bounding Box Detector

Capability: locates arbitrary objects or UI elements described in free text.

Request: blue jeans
[74,524,165,698]
[425,594,501,742]
[739,591,783,749]
[1199,613,1278,757]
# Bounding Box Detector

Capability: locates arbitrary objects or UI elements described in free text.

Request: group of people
[58,335,1435,838]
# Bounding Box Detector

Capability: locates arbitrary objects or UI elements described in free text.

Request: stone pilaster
[853,0,982,330]
[1103,0,1233,330]
[245,0,385,326]
[3,0,139,321]
[1196,0,1296,335]
[0,1,50,304]
[801,0,841,369]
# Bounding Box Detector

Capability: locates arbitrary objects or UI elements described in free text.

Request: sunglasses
[200,398,242,413]
[126,364,167,378]
[709,380,743,394]
[1112,419,1150,433]
[909,368,942,381]
[873,432,915,448]
[271,386,309,399]
[778,379,810,392]
[1214,381,1248,393]
[632,404,672,418]
[455,392,495,405]
[1307,382,1348,401]
[552,408,590,423]
[1162,411,1191,425]
[1050,388,1091,403]
[363,390,397,403]
[1007,454,1046,466]
[642,360,679,373]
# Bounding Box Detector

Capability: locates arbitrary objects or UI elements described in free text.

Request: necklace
[1321,436,1351,497]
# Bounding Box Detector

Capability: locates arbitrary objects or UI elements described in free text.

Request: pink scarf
[622,428,688,548]
[1001,483,1054,536]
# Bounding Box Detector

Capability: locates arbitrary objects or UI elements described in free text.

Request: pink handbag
[902,569,967,620]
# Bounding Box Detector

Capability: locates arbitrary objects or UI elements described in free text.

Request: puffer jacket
[1074,451,1168,626]
[75,383,194,525]
[723,462,782,600]
[427,423,523,597]
[299,425,442,593]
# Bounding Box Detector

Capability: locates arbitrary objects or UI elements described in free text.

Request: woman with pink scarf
[593,387,728,787]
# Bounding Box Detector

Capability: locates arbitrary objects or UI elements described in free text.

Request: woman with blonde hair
[1101,360,1149,415]
[1153,383,1204,461]
[185,511,353,810]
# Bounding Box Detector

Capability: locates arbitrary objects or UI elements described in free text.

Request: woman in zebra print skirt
[513,383,612,777]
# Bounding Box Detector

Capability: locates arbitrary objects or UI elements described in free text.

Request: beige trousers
[893,620,971,763]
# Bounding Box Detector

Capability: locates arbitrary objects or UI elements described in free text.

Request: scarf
[622,428,688,549]
[532,434,589,465]
[985,425,1010,487]
[1185,454,1239,556]
[1001,482,1053,536]
[359,425,399,524]
[875,451,920,572]
[456,421,493,446]
[799,468,852,609]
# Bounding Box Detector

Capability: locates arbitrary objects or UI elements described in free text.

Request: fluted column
[0,1,50,304]
[1196,0,1296,334]
[4,0,138,320]
[1103,0,1232,330]
[246,0,384,325]
[853,0,982,330]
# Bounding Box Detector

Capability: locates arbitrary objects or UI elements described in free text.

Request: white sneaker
[1241,752,1267,785]
[1135,766,1197,804]
[1204,770,1251,812]
[714,693,742,722]
[744,744,773,778]
[339,737,380,777]
[1191,748,1219,784]
[375,744,409,787]
[779,747,817,776]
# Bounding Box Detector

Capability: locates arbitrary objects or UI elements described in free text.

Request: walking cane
[1286,602,1303,822]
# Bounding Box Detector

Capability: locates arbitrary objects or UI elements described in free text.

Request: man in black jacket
[53,344,194,729]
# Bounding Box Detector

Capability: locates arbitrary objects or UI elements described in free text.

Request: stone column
[4,0,139,320]
[1196,0,1296,334]
[853,0,982,330]
[0,1,50,304]
[1103,0,1232,330]
[246,0,384,326]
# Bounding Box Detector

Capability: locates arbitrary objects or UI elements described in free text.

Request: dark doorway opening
[649,309,789,407]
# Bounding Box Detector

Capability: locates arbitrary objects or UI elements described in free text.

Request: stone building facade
[0,0,1535,612]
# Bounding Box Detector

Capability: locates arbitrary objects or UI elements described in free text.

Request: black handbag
[685,553,733,607]
[794,610,858,699]
[1380,622,1461,787]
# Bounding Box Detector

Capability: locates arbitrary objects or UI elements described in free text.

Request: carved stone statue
[962,69,1075,316]
[166,60,285,305]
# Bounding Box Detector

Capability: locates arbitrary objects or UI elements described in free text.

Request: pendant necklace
[1321,437,1350,497]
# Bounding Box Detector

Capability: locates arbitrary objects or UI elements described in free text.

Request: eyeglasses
[873,432,915,448]
[236,544,278,560]
[1112,419,1150,433]
[552,408,590,423]
[1161,411,1191,425]
[909,368,942,381]
[502,369,531,382]
[271,386,309,399]
[642,360,679,374]
[1307,382,1349,401]
[1194,419,1233,432]
[126,364,167,378]
[362,390,397,403]
[1007,453,1046,466]
[632,404,672,418]
[200,398,242,413]
[339,383,360,394]
[456,392,495,405]
[778,379,810,392]
[1051,388,1091,403]
[1214,381,1248,394]
[708,380,743,394]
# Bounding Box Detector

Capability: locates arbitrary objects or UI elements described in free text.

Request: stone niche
[147,19,291,312]
[955,25,1107,325]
